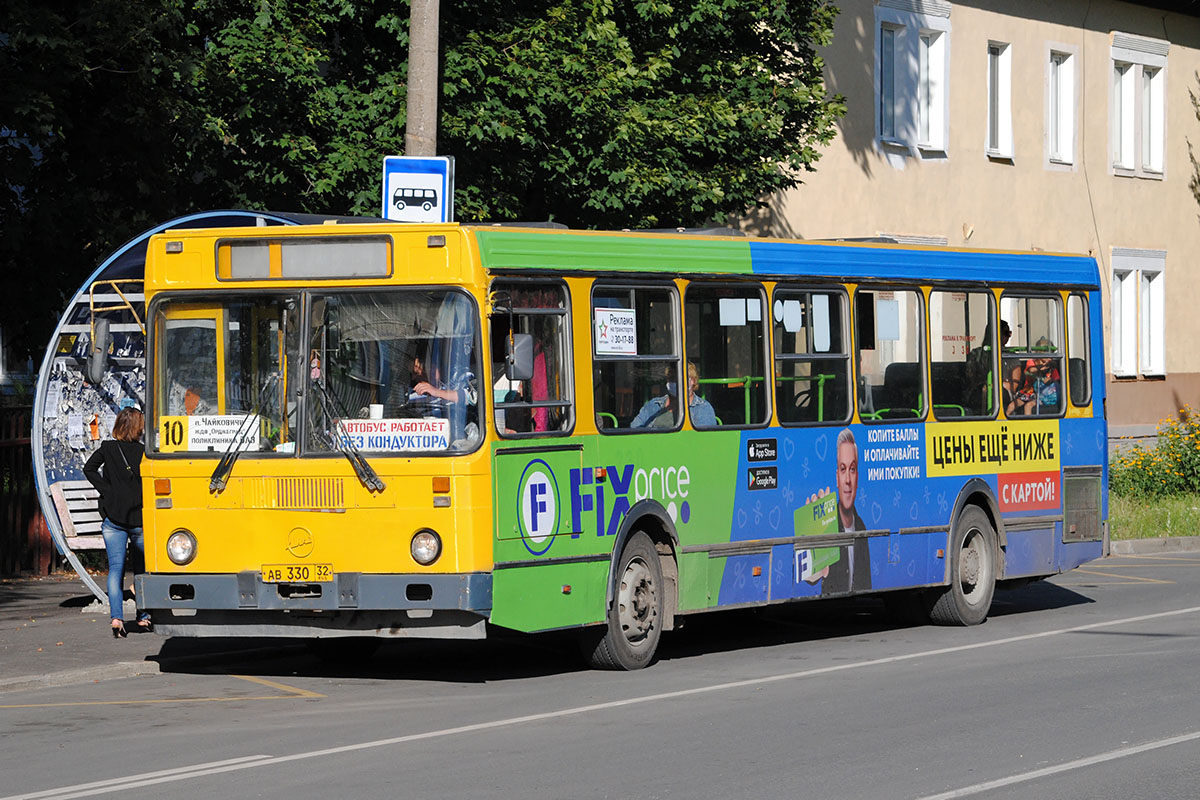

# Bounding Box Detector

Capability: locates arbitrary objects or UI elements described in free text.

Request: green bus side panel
[490,560,608,632]
[475,230,753,275]
[679,551,714,611]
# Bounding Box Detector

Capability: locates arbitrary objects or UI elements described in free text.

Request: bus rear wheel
[584,532,663,670]
[930,506,996,626]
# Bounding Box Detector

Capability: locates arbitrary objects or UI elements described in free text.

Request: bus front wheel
[929,506,997,626]
[584,532,663,670]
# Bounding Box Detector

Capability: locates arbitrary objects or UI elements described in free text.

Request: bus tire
[929,506,996,626]
[584,532,663,670]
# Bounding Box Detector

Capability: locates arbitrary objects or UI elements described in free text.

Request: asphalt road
[3,552,1199,800]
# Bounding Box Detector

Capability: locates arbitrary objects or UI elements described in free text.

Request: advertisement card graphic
[794,493,841,580]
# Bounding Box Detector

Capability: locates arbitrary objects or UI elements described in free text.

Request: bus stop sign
[382,155,454,223]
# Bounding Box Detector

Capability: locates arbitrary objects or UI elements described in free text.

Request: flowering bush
[1110,406,1200,497]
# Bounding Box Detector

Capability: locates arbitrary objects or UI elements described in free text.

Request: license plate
[261,563,333,583]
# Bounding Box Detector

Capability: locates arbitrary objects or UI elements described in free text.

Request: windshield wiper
[209,372,279,493]
[311,378,386,493]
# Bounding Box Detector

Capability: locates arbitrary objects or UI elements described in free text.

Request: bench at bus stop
[48,480,105,550]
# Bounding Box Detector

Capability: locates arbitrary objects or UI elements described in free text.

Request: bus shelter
[32,210,352,601]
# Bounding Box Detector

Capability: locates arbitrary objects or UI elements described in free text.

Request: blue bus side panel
[713,416,1105,609]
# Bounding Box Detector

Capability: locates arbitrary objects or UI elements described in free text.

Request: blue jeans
[102,519,149,623]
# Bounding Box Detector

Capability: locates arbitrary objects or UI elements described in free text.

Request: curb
[0,645,307,695]
[0,661,161,694]
[1110,536,1200,554]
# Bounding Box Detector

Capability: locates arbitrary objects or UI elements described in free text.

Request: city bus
[133,222,1106,669]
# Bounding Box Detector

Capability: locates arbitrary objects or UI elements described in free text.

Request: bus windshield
[307,289,481,454]
[153,295,300,454]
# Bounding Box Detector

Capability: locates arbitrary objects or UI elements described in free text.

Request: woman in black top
[83,407,151,637]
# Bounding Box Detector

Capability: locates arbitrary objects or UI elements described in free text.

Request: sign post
[381,156,454,223]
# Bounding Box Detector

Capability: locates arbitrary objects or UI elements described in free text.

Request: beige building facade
[765,0,1200,442]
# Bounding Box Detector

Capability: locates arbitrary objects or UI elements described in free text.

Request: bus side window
[773,289,851,425]
[685,284,769,428]
[931,289,996,419]
[593,285,680,433]
[490,282,572,437]
[999,293,1064,417]
[856,288,925,421]
[1067,293,1091,407]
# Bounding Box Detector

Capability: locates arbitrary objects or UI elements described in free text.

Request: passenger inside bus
[631,362,716,428]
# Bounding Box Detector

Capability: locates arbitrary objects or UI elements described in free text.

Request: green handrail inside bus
[774,373,834,421]
[934,403,967,416]
[597,411,618,429]
[697,375,765,425]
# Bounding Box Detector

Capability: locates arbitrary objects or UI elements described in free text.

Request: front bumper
[135,571,492,639]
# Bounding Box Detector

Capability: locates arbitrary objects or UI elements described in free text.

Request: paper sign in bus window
[813,294,831,352]
[877,298,901,341]
[782,299,804,332]
[719,298,746,326]
[594,308,638,355]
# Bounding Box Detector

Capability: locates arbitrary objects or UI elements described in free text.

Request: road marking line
[7,604,1200,800]
[231,674,325,698]
[1108,554,1200,564]
[0,694,307,710]
[1066,567,1172,584]
[1058,581,1177,586]
[1089,558,1200,567]
[5,756,273,800]
[0,676,322,710]
[911,730,1200,800]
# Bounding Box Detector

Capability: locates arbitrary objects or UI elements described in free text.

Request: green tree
[2,0,844,359]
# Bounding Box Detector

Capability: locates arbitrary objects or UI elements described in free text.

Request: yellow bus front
[136,224,496,639]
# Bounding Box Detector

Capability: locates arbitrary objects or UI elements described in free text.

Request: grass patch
[1110,493,1200,539]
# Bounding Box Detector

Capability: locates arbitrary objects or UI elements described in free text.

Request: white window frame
[875,1,952,161]
[1111,248,1166,377]
[1110,32,1168,178]
[1110,269,1135,376]
[1045,45,1077,169]
[986,41,1012,158]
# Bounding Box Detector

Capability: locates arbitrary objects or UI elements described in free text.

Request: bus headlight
[166,529,197,565]
[411,529,441,565]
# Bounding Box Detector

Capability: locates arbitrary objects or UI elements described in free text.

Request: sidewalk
[0,573,294,694]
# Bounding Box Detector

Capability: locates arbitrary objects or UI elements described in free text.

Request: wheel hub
[618,558,657,643]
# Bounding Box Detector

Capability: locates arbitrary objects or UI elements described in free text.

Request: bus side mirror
[506,333,533,381]
[86,317,111,385]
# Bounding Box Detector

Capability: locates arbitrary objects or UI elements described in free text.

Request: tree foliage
[1,0,843,359]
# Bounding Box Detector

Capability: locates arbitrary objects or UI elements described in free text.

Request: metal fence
[0,406,53,574]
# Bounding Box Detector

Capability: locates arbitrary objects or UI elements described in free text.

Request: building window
[1047,49,1075,165]
[1140,270,1164,374]
[1111,248,1166,378]
[1112,62,1135,168]
[875,1,952,159]
[880,26,898,141]
[1111,269,1135,376]
[1110,32,1168,177]
[918,31,946,151]
[987,42,1012,157]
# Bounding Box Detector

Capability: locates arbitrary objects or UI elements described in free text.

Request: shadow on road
[153,578,1097,683]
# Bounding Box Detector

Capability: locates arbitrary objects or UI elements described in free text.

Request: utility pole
[405,0,440,156]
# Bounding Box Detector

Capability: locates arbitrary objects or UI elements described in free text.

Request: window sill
[987,150,1014,164]
[917,145,947,160]
[1047,157,1074,167]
